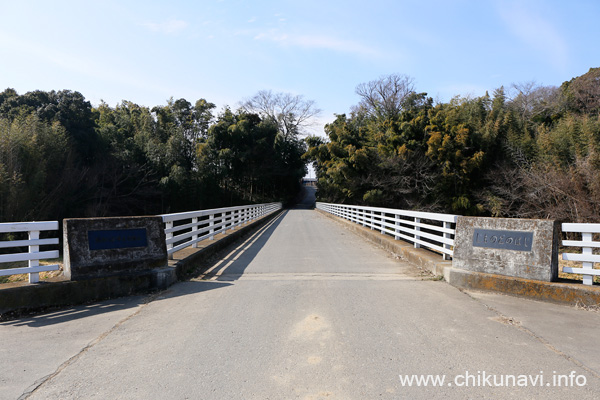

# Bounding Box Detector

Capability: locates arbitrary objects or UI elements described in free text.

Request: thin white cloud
[254,30,381,58]
[495,1,568,71]
[141,18,188,34]
[0,32,174,98]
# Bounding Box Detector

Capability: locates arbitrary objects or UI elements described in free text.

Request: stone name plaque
[88,229,148,251]
[64,216,167,280]
[453,217,559,282]
[472,228,534,252]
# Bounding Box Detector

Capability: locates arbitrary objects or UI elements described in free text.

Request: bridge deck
[2,202,600,398]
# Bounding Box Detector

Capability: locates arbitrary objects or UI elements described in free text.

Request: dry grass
[0,259,63,284]
[558,259,600,284]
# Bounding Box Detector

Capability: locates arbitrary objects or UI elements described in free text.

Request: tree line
[0,89,316,222]
[305,68,600,222]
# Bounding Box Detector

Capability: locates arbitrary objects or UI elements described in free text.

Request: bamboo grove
[0,90,308,222]
[305,68,600,223]
[1,67,599,223]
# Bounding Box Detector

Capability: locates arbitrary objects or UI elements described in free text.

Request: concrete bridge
[1,187,600,399]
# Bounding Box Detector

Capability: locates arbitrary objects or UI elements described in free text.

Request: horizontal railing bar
[562,253,600,263]
[562,223,600,233]
[0,250,60,264]
[161,203,276,223]
[164,216,227,234]
[168,232,214,254]
[364,212,453,231]
[164,203,282,255]
[0,264,60,276]
[378,220,454,243]
[317,203,457,223]
[390,230,453,255]
[0,238,59,249]
[562,267,600,275]
[0,221,59,233]
[167,220,232,245]
[562,240,600,248]
[168,220,226,239]
[167,209,274,254]
[379,222,454,246]
[161,208,232,222]
[317,202,457,257]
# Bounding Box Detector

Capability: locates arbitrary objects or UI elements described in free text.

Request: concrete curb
[444,267,600,306]
[0,210,283,317]
[317,209,600,306]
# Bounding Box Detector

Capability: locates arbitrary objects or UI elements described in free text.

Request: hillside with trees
[2,68,598,224]
[305,68,600,223]
[0,89,312,222]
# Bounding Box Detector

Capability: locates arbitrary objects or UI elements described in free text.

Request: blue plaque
[472,228,533,252]
[88,228,148,251]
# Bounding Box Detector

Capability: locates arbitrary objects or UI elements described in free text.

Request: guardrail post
[165,221,174,259]
[230,210,236,231]
[28,230,40,283]
[192,217,198,248]
[380,212,386,234]
[443,221,451,260]
[209,214,215,240]
[395,215,400,240]
[582,232,593,285]
[370,210,374,230]
[414,217,421,248]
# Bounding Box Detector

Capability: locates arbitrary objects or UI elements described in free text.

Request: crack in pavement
[18,293,160,399]
[460,288,600,381]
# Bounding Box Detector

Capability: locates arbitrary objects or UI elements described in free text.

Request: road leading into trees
[2,189,600,399]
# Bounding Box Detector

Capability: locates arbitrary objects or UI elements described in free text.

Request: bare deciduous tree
[568,67,600,114]
[241,90,321,141]
[354,74,415,119]
[508,81,560,122]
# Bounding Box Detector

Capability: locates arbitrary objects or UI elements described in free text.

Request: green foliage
[0,114,69,220]
[307,70,600,221]
[0,89,308,222]
[198,109,305,205]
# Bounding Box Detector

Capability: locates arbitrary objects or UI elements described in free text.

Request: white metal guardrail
[160,202,282,258]
[316,202,458,260]
[562,223,600,285]
[0,221,60,283]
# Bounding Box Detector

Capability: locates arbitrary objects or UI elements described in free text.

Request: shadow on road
[291,185,316,209]
[195,210,287,281]
[0,206,294,325]
[0,298,146,328]
[1,280,235,327]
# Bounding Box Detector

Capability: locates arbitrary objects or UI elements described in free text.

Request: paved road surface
[2,189,600,399]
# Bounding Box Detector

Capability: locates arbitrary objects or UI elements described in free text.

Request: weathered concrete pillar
[63,216,168,282]
[452,217,560,282]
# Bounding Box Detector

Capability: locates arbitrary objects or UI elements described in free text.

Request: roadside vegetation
[305,68,600,223]
[1,68,599,225]
[0,90,316,222]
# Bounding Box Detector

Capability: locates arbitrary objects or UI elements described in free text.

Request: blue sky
[1,0,599,136]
